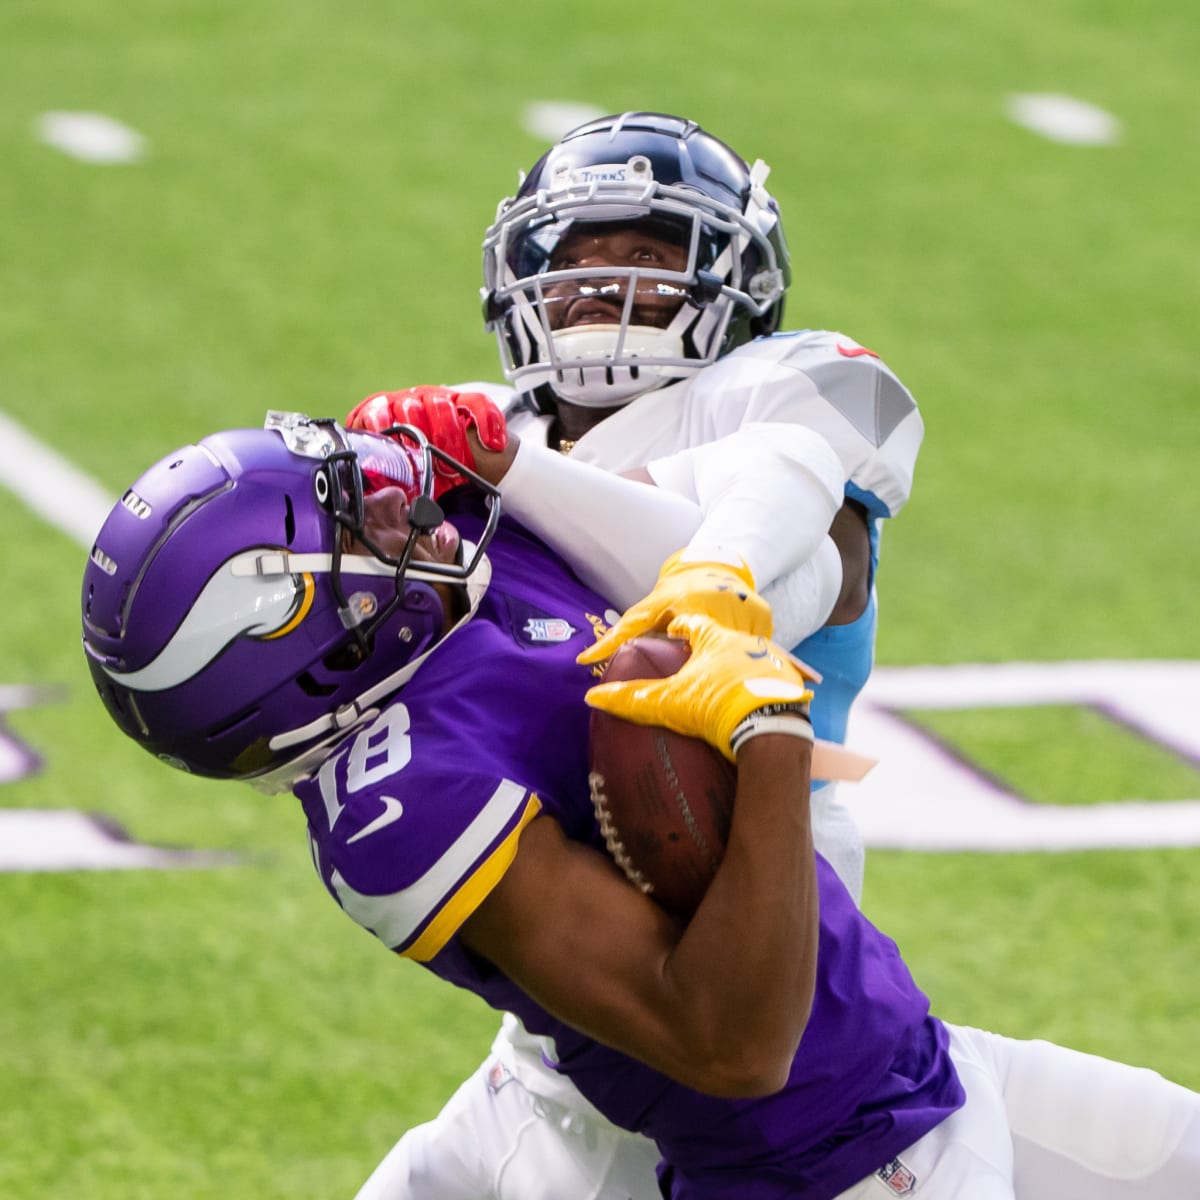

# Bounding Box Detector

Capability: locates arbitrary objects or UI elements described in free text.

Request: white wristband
[730,711,815,756]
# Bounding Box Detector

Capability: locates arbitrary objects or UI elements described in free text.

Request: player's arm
[614,464,870,629]
[479,435,709,611]
[460,622,819,1099]
[346,388,711,605]
[469,422,846,631]
[824,498,871,625]
[347,388,848,635]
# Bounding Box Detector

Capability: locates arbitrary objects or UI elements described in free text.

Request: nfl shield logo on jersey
[523,617,576,643]
[875,1157,918,1195]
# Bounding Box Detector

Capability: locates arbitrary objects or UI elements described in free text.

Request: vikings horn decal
[103,551,313,691]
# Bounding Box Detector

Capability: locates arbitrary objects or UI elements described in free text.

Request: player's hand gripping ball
[345,386,507,497]
[588,634,737,920]
[577,549,772,667]
[586,614,815,762]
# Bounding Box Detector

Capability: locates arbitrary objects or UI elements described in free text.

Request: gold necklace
[557,438,576,456]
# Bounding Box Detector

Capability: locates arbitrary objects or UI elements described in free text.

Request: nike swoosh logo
[347,795,405,844]
[837,344,879,359]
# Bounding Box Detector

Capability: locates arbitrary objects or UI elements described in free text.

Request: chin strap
[545,325,689,408]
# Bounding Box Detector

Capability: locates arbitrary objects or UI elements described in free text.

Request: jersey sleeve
[299,724,543,963]
[644,421,845,588]
[492,439,703,610]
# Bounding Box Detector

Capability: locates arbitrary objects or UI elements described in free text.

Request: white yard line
[0,409,116,548]
[521,101,607,142]
[1004,93,1122,146]
[34,111,147,164]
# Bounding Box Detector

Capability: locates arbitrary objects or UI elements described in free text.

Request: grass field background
[1,1,1198,1196]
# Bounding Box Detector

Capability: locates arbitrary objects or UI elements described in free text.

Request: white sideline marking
[0,810,237,872]
[1005,94,1121,146]
[0,410,115,548]
[849,661,1200,850]
[522,102,607,143]
[34,111,147,163]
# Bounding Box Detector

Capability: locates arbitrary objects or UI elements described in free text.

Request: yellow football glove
[576,549,773,667]
[584,613,816,762]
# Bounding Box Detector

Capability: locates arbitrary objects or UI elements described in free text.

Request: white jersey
[479,329,922,522]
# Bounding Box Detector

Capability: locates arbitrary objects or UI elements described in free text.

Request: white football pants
[353,1049,660,1199]
[355,1022,1200,1200]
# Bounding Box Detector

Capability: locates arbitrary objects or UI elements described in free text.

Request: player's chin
[554,313,622,331]
[423,522,460,565]
[401,520,461,572]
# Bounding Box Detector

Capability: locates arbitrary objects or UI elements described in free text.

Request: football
[588,634,736,920]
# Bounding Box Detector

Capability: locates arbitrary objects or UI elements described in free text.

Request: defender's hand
[584,615,815,762]
[577,549,773,666]
[346,387,508,496]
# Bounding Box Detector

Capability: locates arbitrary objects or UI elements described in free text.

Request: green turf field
[1,1,1198,1195]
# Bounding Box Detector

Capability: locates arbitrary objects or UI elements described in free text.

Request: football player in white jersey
[349,111,922,1200]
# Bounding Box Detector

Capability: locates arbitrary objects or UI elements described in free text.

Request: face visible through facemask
[542,226,690,332]
[343,487,464,634]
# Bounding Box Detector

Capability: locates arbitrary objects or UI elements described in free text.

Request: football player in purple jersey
[83,414,1200,1200]
[346,107,918,1199]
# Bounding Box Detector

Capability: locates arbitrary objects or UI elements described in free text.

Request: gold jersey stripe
[403,792,544,962]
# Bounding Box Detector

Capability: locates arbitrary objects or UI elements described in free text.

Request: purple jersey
[299,507,963,1199]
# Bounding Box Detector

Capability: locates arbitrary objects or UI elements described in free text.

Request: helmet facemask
[483,142,788,409]
[270,412,494,663]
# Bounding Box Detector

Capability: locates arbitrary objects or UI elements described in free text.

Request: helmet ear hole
[297,671,338,697]
[323,643,367,672]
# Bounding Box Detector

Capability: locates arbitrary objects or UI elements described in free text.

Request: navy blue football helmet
[482,111,791,408]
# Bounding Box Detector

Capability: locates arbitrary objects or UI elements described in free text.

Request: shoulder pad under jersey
[703,331,924,518]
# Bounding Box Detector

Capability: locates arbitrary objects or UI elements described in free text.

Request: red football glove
[345,386,508,497]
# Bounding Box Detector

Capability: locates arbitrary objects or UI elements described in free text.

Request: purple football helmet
[81,412,500,786]
[482,111,791,409]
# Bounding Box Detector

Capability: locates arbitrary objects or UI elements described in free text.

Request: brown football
[588,634,736,920]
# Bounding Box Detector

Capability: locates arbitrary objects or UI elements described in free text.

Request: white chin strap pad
[547,325,687,407]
